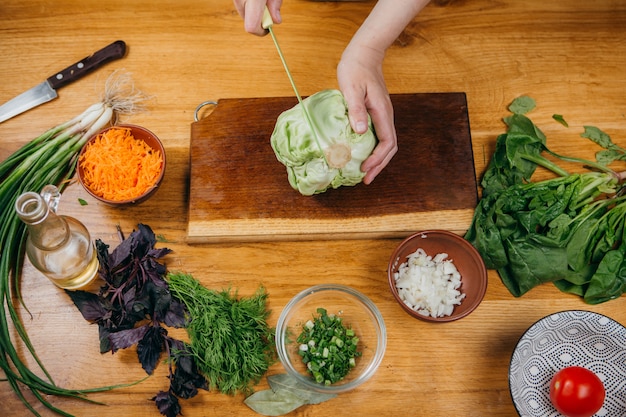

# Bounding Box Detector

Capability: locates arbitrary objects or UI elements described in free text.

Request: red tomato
[549,366,605,417]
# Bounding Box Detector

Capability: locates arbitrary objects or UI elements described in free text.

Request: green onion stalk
[0,72,148,416]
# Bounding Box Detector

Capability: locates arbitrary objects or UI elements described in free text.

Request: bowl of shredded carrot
[77,124,165,205]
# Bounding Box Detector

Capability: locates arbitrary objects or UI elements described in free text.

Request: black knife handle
[46,40,127,90]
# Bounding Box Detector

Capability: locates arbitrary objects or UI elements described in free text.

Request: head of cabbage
[270,89,378,196]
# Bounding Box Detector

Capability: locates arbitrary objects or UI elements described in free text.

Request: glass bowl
[275,284,386,394]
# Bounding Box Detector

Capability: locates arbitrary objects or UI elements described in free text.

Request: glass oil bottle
[15,185,99,290]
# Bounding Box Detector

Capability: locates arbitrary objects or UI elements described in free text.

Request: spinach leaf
[480,118,546,196]
[508,96,536,115]
[466,97,626,303]
[584,250,626,304]
[468,172,622,297]
[581,125,626,165]
[464,193,508,269]
[499,239,568,297]
[552,114,569,127]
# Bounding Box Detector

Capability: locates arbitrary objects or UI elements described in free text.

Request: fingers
[234,0,282,36]
[341,86,370,135]
[267,0,283,24]
[362,132,398,184]
[340,73,398,185]
[244,1,269,36]
[344,89,398,184]
[361,99,397,184]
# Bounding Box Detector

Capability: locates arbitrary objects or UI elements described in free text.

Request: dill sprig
[166,272,276,395]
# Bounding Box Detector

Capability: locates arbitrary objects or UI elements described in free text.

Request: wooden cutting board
[187,93,477,243]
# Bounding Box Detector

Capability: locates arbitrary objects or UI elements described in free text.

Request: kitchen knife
[262,8,326,159]
[0,40,127,124]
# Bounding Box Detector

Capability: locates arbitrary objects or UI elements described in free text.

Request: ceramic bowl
[275,284,386,393]
[77,124,165,205]
[509,310,626,416]
[387,230,487,322]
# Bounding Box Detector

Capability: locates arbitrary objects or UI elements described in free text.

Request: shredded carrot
[79,127,163,202]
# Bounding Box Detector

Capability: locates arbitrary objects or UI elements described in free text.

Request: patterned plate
[509,310,626,417]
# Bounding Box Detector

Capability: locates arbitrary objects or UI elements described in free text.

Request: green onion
[296,308,361,386]
[0,72,148,416]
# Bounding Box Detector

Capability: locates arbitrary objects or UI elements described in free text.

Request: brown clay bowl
[77,124,165,206]
[388,230,487,322]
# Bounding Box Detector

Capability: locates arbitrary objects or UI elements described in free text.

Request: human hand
[233,0,283,35]
[337,43,398,185]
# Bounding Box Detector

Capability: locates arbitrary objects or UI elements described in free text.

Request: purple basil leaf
[168,338,186,352]
[137,326,167,374]
[109,325,150,353]
[98,324,112,353]
[108,234,135,270]
[162,298,189,328]
[128,224,156,259]
[152,390,181,417]
[170,374,198,399]
[149,281,172,320]
[169,346,208,399]
[65,290,108,322]
[138,223,157,244]
[129,283,152,316]
[148,247,173,259]
[122,286,137,307]
[95,239,110,271]
[123,286,150,323]
[175,353,195,377]
[170,368,207,399]
[143,258,168,282]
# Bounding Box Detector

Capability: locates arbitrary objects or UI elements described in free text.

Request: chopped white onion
[393,248,465,318]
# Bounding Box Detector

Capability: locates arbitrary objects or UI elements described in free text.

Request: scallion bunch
[0,72,148,416]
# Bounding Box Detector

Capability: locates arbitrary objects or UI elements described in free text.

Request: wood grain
[0,1,625,416]
[188,93,476,242]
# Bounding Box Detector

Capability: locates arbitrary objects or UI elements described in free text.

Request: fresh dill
[166,272,276,395]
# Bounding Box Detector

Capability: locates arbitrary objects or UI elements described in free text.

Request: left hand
[337,43,397,185]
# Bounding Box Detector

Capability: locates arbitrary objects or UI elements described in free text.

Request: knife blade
[262,8,327,162]
[0,40,127,124]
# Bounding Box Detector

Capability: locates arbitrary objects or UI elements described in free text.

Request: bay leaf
[244,389,304,416]
[267,373,337,405]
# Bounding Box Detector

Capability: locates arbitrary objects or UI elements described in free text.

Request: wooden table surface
[1,1,625,416]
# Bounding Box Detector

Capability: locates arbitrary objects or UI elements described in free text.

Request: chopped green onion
[296,308,362,385]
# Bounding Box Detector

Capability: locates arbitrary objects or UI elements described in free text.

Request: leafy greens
[67,224,207,417]
[465,97,626,303]
[166,272,276,396]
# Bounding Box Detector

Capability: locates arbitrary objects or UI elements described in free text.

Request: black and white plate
[509,310,626,417]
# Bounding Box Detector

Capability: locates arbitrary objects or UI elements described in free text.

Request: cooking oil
[15,185,99,290]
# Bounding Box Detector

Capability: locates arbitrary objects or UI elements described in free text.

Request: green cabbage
[270,89,378,196]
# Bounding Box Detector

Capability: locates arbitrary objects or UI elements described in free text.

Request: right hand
[233,0,283,35]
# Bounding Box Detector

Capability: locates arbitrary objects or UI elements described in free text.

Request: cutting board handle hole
[194,100,218,122]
